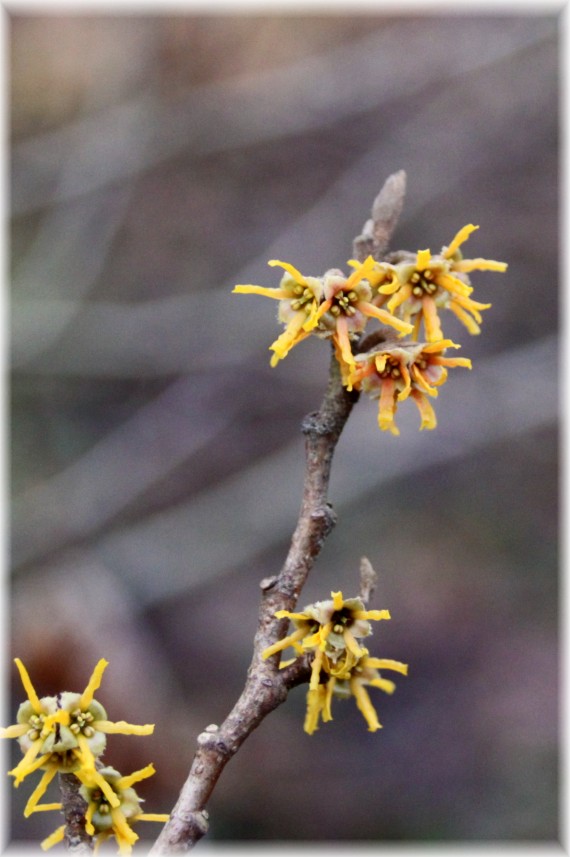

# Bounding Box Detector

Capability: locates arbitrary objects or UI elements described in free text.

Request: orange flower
[316,258,413,386]
[234,257,412,384]
[352,338,472,434]
[370,225,507,342]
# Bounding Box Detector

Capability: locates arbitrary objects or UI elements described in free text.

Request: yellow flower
[262,590,390,660]
[304,648,408,734]
[40,764,169,854]
[371,225,507,342]
[315,258,413,386]
[352,338,472,435]
[233,257,412,383]
[234,260,324,366]
[1,659,155,816]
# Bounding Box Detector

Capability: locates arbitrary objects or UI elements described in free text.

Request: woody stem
[149,352,357,853]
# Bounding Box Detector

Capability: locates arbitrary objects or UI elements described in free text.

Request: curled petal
[448,301,482,335]
[315,622,334,650]
[411,363,443,396]
[368,677,397,695]
[76,764,121,809]
[310,297,332,329]
[378,379,399,435]
[262,627,309,660]
[334,316,356,379]
[351,680,382,732]
[364,658,409,675]
[309,649,325,691]
[85,800,96,835]
[9,746,51,786]
[24,766,58,817]
[387,282,413,314]
[416,249,432,270]
[95,720,154,736]
[422,296,443,342]
[353,609,391,621]
[443,224,479,258]
[110,807,139,847]
[453,258,507,273]
[42,710,71,732]
[435,272,473,297]
[343,628,365,658]
[304,688,324,735]
[331,591,344,611]
[345,255,377,289]
[451,292,491,324]
[14,659,43,715]
[322,679,335,722]
[135,813,171,823]
[274,609,308,621]
[422,339,460,353]
[410,389,437,430]
[41,825,65,851]
[78,659,109,710]
[375,269,400,294]
[269,314,311,364]
[116,764,156,791]
[433,356,472,369]
[268,259,307,284]
[0,723,28,739]
[360,301,414,335]
[232,284,287,299]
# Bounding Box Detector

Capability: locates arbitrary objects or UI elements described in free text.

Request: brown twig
[59,773,93,853]
[148,170,407,853]
[352,169,407,261]
[149,354,357,853]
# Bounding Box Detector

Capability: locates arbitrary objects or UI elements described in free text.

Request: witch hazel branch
[3,171,506,852]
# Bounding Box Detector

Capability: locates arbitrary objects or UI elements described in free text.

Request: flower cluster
[262,591,408,733]
[234,225,506,433]
[40,764,170,854]
[1,658,168,853]
[351,337,472,435]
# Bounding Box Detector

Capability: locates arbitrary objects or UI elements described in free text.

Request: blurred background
[7,8,559,849]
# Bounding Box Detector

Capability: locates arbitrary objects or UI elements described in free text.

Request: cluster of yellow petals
[303,649,409,734]
[233,224,506,433]
[1,659,165,853]
[370,224,507,343]
[262,591,408,733]
[39,763,169,854]
[234,256,413,378]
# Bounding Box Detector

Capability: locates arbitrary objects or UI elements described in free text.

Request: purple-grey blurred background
[8,10,558,847]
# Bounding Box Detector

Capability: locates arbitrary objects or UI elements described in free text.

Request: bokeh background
[7,8,559,849]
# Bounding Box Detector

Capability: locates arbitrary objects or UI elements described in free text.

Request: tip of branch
[359,556,378,605]
[352,169,407,262]
[371,170,407,224]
